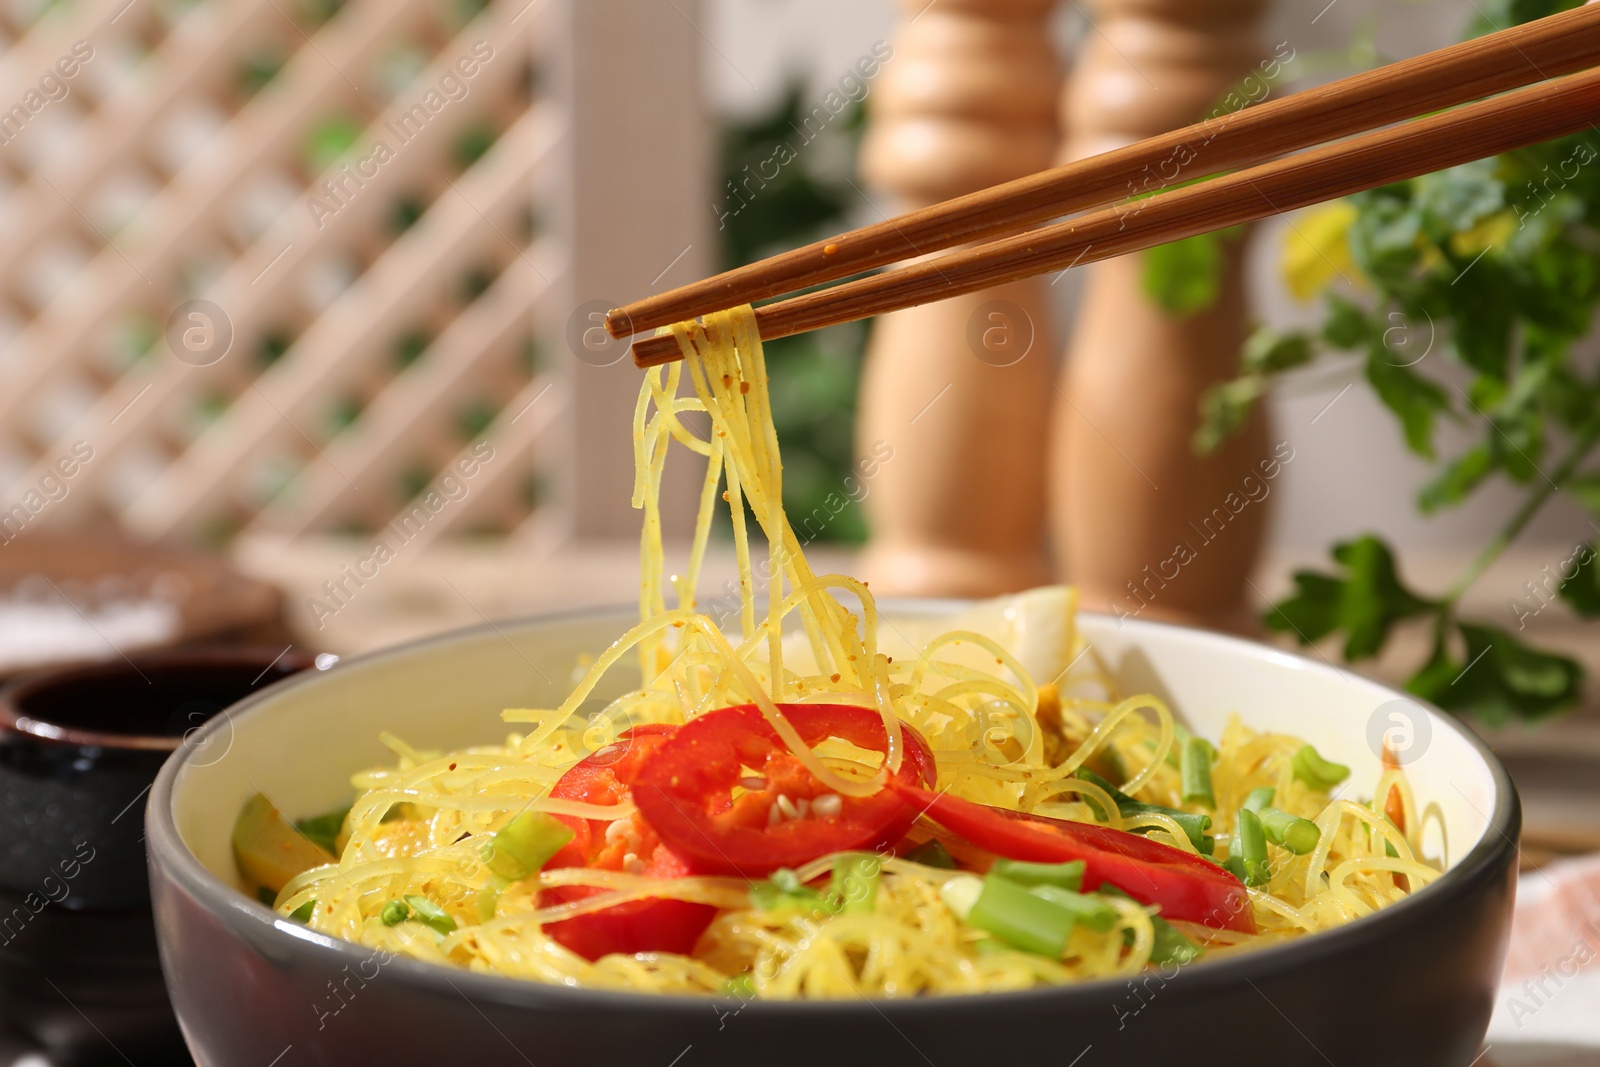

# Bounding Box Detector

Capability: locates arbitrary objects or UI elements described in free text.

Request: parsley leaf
[1418,443,1495,513]
[1322,293,1369,349]
[1365,348,1451,458]
[1265,535,1436,660]
[1142,231,1228,316]
[1559,543,1600,617]
[1409,622,1584,726]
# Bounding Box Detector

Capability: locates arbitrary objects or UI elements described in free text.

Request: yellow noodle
[271,304,1436,999]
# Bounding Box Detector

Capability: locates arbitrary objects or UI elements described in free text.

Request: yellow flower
[1282,201,1360,301]
[1448,209,1516,257]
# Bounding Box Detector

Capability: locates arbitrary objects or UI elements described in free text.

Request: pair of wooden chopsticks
[615,5,1600,369]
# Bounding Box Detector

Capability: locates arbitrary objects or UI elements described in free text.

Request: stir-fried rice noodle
[275,306,1438,997]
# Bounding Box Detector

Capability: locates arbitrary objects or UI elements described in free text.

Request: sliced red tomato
[893,783,1255,933]
[540,724,716,960]
[631,703,937,878]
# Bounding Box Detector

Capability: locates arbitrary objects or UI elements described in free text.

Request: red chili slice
[540,724,716,960]
[893,783,1255,933]
[631,703,937,878]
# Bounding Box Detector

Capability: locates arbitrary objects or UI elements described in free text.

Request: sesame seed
[812,794,842,817]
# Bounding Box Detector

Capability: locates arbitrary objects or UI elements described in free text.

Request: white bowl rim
[147,601,1520,1016]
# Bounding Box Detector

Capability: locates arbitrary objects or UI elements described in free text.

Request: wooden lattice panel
[0,0,562,548]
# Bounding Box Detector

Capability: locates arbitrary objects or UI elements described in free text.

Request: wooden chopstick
[610,3,1600,346]
[631,63,1600,368]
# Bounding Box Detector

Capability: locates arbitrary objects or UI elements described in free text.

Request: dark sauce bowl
[0,647,315,1066]
[148,606,1518,1067]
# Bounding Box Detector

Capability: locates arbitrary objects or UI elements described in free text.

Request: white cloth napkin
[1485,854,1600,1062]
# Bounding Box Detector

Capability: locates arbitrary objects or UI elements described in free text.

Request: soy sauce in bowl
[0,648,316,1067]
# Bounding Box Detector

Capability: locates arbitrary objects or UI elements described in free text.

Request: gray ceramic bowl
[148,605,1518,1067]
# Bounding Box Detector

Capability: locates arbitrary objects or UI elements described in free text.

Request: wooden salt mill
[1053,0,1273,631]
[857,0,1062,598]
[858,0,1274,631]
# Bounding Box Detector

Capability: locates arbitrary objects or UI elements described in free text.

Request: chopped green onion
[1258,806,1321,855]
[1100,885,1202,965]
[1027,884,1118,931]
[1149,914,1202,965]
[903,839,958,869]
[1242,787,1276,813]
[477,875,510,923]
[288,899,316,923]
[989,859,1085,892]
[481,810,575,881]
[1075,768,1213,852]
[257,886,277,906]
[1292,745,1350,791]
[829,853,881,915]
[938,874,983,920]
[294,805,351,854]
[944,875,1077,958]
[749,868,828,913]
[1227,808,1271,887]
[1379,816,1402,859]
[403,895,457,935]
[379,899,410,926]
[1180,737,1216,808]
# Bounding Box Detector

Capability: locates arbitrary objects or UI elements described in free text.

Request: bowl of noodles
[148,308,1516,1066]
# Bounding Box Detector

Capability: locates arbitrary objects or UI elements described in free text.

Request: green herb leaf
[1415,161,1503,235]
[1568,474,1600,517]
[1322,293,1370,349]
[1419,444,1496,513]
[1347,191,1423,284]
[1409,621,1585,725]
[1365,349,1451,458]
[1140,230,1241,316]
[1241,328,1315,375]
[1559,543,1600,617]
[1194,377,1267,455]
[1264,535,1436,659]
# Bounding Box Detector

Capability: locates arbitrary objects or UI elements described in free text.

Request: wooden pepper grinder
[856,0,1062,597]
[1052,0,1273,630]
